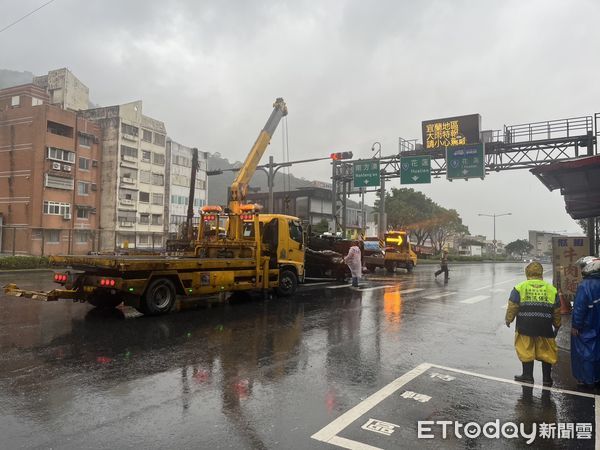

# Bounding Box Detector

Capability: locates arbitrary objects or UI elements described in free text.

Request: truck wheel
[88,294,122,309]
[385,262,396,274]
[141,278,176,315]
[406,262,414,273]
[366,264,376,272]
[276,270,298,297]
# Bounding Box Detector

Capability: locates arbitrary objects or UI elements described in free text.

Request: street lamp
[478,212,512,262]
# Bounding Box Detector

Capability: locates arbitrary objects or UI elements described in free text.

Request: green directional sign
[446,143,485,180]
[353,160,380,188]
[400,155,431,184]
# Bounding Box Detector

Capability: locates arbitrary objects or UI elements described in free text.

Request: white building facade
[81,101,168,250]
[165,139,208,236]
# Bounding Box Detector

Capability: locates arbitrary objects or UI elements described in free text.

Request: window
[119,188,136,200]
[79,157,90,170]
[121,169,137,180]
[142,129,152,142]
[197,179,206,190]
[47,121,73,138]
[289,220,303,243]
[78,134,93,147]
[142,150,151,162]
[152,173,164,186]
[47,147,75,163]
[172,174,189,187]
[78,182,90,195]
[118,212,136,225]
[139,213,150,225]
[173,155,191,167]
[122,123,139,136]
[43,201,70,216]
[139,170,151,184]
[152,152,165,165]
[75,230,89,243]
[11,95,20,107]
[139,191,150,203]
[76,208,90,219]
[152,193,163,205]
[138,234,150,245]
[121,145,138,158]
[153,133,165,146]
[32,97,43,106]
[151,214,162,225]
[45,174,74,190]
[46,230,61,244]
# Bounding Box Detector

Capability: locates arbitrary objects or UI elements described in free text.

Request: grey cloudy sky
[2,0,599,242]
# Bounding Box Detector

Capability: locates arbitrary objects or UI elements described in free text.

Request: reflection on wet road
[0,264,592,448]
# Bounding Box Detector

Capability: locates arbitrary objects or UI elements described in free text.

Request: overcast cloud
[2,0,599,242]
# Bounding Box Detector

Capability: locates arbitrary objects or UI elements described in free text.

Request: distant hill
[207,152,315,205]
[0,69,34,89]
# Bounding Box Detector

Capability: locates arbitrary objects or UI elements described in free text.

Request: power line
[0,0,57,35]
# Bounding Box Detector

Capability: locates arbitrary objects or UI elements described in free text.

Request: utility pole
[185,148,199,240]
[478,212,512,262]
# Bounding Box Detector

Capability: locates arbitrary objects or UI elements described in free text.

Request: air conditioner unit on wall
[63,213,72,220]
[52,162,61,170]
[92,160,98,167]
[63,164,72,172]
[91,183,97,191]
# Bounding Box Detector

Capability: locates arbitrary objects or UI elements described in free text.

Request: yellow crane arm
[229,97,287,214]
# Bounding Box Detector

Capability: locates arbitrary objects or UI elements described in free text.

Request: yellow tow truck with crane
[4,98,305,315]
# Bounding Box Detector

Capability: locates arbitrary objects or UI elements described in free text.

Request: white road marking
[351,285,395,293]
[311,363,430,448]
[500,304,507,309]
[424,291,456,300]
[398,288,425,294]
[473,277,520,291]
[302,282,332,287]
[491,288,505,293]
[312,362,598,450]
[460,295,489,304]
[327,284,352,290]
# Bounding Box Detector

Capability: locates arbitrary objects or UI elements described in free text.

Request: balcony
[121,155,138,168]
[121,133,138,143]
[121,177,136,185]
[119,198,135,207]
[119,221,135,228]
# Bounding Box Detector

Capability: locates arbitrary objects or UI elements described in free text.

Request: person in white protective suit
[344,240,362,287]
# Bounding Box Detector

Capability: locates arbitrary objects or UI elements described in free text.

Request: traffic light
[330,151,353,160]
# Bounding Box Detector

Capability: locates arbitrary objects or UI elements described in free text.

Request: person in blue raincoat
[571,257,600,388]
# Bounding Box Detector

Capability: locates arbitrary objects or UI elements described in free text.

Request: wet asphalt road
[0,263,595,449]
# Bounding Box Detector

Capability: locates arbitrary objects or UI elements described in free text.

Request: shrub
[0,256,50,270]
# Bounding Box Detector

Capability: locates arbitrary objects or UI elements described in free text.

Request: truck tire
[140,278,176,316]
[366,264,376,272]
[385,262,396,274]
[88,294,122,309]
[406,262,414,273]
[276,270,298,297]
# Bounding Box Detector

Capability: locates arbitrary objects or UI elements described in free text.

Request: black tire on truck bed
[138,278,176,316]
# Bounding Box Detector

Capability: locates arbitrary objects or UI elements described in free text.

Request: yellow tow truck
[383,230,418,273]
[4,98,305,315]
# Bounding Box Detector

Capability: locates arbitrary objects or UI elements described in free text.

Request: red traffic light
[330,151,353,160]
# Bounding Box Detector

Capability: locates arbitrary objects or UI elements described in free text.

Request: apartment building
[81,101,167,250]
[165,139,208,236]
[0,83,102,255]
[33,68,90,111]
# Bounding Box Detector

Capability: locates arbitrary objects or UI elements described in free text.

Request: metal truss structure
[332,114,599,236]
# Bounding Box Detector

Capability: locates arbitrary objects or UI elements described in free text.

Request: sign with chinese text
[552,236,590,303]
[353,160,380,188]
[446,144,485,180]
[422,114,481,150]
[400,155,431,184]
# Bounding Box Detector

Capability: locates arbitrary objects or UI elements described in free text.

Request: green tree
[505,239,533,256]
[427,208,469,253]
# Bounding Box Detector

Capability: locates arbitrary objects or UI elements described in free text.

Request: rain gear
[571,274,600,385]
[506,278,561,364]
[344,245,362,279]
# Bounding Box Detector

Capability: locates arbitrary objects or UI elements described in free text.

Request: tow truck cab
[383,231,418,273]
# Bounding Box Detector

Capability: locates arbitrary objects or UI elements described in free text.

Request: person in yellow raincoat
[505,262,561,387]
